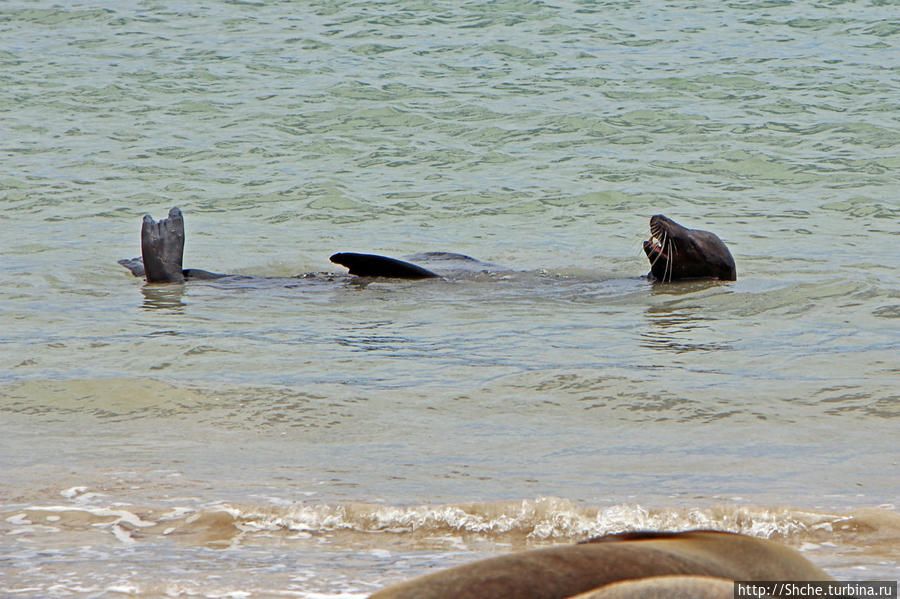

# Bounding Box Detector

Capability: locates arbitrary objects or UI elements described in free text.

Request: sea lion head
[643,215,736,282]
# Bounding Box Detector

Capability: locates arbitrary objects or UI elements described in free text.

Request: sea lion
[643,214,736,282]
[120,208,737,284]
[369,530,831,599]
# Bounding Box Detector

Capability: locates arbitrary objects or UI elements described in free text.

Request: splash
[4,494,897,555]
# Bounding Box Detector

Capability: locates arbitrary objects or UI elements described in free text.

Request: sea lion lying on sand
[369,531,830,599]
[119,208,737,283]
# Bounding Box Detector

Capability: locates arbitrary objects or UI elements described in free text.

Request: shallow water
[1,1,898,596]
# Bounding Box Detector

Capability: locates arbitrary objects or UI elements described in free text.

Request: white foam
[213,498,845,541]
[8,525,60,535]
[47,584,100,594]
[5,513,32,525]
[159,506,195,521]
[60,486,88,499]
[111,524,135,545]
[106,584,140,594]
[74,492,108,503]
[800,542,821,551]
[10,496,881,555]
[25,505,157,528]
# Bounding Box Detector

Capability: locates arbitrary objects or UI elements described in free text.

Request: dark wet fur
[329,253,440,279]
[121,208,439,283]
[123,207,223,283]
[579,529,736,544]
[140,207,186,283]
[123,208,735,285]
[642,214,736,282]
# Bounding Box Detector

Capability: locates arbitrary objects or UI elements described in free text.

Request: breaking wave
[4,492,897,553]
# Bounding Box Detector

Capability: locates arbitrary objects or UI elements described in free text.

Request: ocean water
[1,1,898,596]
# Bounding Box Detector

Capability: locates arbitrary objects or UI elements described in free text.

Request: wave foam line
[4,497,897,549]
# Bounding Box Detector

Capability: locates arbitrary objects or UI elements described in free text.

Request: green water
[1,1,898,596]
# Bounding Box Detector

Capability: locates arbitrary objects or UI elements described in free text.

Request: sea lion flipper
[330,252,440,279]
[118,257,146,278]
[140,207,186,284]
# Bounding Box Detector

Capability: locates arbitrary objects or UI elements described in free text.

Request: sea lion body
[369,531,829,599]
[120,208,736,284]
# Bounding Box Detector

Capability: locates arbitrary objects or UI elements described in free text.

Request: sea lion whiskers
[664,234,676,283]
[647,225,672,280]
[648,221,679,282]
[656,230,672,283]
[642,214,737,282]
[650,236,663,270]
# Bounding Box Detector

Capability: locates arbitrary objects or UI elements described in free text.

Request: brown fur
[370,530,830,599]
[570,576,739,599]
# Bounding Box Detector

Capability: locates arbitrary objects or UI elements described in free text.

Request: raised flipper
[120,207,225,283]
[141,207,186,283]
[329,252,439,279]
